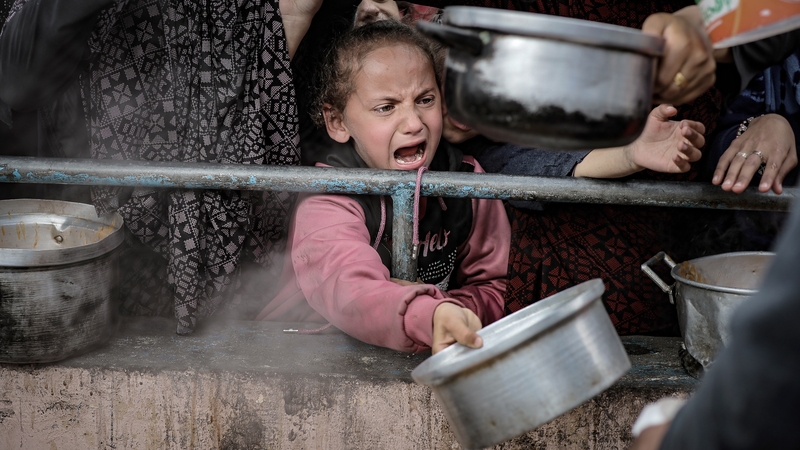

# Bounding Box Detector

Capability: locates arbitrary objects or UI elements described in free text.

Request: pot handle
[416,21,487,56]
[641,251,677,304]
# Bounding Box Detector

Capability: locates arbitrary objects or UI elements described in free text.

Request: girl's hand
[627,104,705,173]
[712,114,797,195]
[432,302,482,354]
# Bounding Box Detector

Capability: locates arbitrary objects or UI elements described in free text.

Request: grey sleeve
[659,203,800,450]
[476,144,590,177]
[475,144,591,210]
[731,29,800,93]
[0,0,113,111]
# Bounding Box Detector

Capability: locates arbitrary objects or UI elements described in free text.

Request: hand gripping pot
[417,7,664,150]
[411,279,630,450]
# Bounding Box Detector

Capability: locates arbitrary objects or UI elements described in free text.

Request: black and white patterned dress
[4,0,301,333]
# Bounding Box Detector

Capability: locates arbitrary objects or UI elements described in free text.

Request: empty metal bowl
[411,279,630,450]
[418,7,665,150]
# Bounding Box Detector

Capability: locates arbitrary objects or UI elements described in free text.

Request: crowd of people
[2,1,800,447]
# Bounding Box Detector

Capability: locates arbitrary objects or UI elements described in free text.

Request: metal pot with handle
[0,199,124,363]
[642,251,774,372]
[411,279,630,450]
[417,7,664,150]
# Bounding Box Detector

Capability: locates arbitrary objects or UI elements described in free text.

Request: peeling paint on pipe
[1,157,795,281]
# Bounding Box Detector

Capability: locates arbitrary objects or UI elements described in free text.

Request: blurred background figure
[0,0,322,334]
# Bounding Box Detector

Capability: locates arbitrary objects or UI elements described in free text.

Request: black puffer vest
[314,141,475,290]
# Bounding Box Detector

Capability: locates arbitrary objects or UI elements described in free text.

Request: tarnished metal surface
[643,251,774,370]
[415,7,664,149]
[0,199,123,363]
[391,190,416,280]
[411,279,630,450]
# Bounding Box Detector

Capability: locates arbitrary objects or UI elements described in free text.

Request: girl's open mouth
[394,142,426,165]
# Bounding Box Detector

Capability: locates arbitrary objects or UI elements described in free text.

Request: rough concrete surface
[0,317,697,449]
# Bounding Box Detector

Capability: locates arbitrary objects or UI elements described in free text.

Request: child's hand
[626,104,705,174]
[432,302,483,354]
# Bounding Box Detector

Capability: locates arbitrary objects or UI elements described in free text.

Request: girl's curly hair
[310,20,443,128]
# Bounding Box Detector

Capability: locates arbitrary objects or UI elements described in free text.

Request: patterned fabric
[505,204,681,335]
[7,0,301,333]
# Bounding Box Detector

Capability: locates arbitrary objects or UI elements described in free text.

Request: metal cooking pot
[0,199,124,363]
[411,279,630,450]
[642,251,774,371]
[417,7,664,150]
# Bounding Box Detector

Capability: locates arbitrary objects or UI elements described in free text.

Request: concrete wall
[0,318,696,450]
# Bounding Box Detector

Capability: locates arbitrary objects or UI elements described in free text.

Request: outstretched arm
[292,194,473,353]
[573,104,705,179]
[279,0,323,60]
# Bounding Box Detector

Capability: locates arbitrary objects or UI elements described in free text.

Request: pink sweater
[257,159,510,353]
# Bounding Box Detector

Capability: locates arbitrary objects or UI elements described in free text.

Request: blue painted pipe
[1,156,795,279]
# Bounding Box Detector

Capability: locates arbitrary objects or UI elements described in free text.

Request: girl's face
[324,44,443,171]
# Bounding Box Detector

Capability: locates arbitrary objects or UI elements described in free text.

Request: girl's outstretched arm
[291,194,469,353]
[573,104,705,179]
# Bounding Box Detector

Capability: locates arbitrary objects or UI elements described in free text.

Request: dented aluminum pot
[411,279,630,450]
[642,251,774,370]
[417,7,664,150]
[0,199,124,363]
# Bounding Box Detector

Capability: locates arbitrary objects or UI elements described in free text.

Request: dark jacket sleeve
[474,143,590,210]
[716,29,800,101]
[659,202,800,450]
[0,0,113,111]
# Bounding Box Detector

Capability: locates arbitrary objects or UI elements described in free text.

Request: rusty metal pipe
[1,156,795,280]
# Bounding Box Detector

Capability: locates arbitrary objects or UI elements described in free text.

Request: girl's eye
[375,105,394,113]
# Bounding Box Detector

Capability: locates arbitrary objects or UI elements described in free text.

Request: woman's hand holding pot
[643,5,716,106]
[713,114,797,194]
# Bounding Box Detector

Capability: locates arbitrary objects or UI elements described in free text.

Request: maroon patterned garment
[7,0,301,334]
[416,0,724,335]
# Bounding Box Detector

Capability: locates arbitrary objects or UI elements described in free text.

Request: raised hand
[712,114,797,195]
[626,104,705,173]
[280,0,324,59]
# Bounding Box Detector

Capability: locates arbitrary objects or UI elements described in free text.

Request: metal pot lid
[0,199,124,267]
[443,6,664,56]
[411,278,605,386]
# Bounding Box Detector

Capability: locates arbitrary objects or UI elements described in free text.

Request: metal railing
[1,156,795,279]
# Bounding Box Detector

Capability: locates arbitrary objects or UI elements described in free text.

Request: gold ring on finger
[750,150,765,164]
[673,71,687,88]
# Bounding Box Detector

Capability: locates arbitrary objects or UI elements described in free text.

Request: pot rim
[670,250,775,295]
[0,198,124,267]
[411,278,605,386]
[443,6,664,56]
